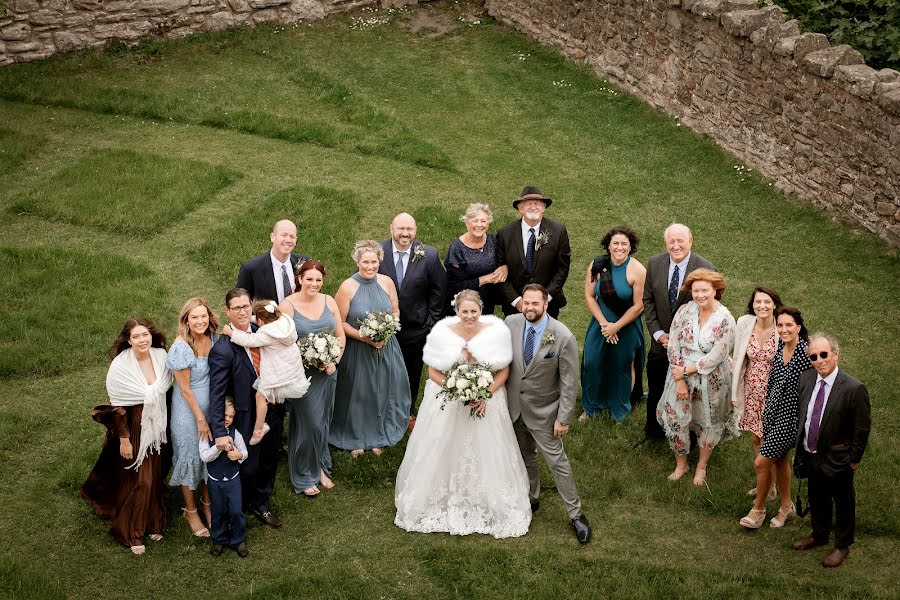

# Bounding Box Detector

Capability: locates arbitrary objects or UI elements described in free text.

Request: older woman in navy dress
[740,306,812,529]
[279,260,345,497]
[444,203,508,315]
[331,240,410,456]
[167,297,219,537]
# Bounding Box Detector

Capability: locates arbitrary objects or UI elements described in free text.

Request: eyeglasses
[809,351,830,361]
[228,304,252,313]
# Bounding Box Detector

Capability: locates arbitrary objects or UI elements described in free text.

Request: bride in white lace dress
[394,290,531,539]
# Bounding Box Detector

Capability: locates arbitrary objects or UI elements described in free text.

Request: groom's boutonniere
[541,330,556,346]
[411,244,427,262]
[534,230,550,251]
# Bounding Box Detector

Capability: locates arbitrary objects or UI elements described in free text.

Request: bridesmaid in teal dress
[581,226,647,422]
[331,240,410,456]
[279,260,345,497]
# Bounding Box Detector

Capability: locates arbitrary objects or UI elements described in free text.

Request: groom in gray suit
[505,284,591,543]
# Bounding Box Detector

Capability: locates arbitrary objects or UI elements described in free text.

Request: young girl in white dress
[394,290,531,539]
[224,300,310,445]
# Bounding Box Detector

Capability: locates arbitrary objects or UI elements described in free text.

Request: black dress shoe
[530,500,540,514]
[209,543,225,557]
[232,541,250,558]
[571,514,591,544]
[253,509,282,528]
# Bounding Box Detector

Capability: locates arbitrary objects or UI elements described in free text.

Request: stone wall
[0,0,418,64]
[484,0,900,246]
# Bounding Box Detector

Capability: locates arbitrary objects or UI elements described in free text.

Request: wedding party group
[79,186,871,569]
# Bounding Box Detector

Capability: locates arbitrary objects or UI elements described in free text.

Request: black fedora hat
[513,186,552,209]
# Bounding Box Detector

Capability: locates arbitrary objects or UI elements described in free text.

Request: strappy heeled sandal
[182,508,210,537]
[770,503,795,528]
[739,508,767,529]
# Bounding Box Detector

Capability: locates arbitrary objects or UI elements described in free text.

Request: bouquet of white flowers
[357,310,401,355]
[438,361,494,419]
[297,331,342,370]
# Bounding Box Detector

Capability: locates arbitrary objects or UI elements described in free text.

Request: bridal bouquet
[438,362,494,419]
[357,310,401,354]
[297,331,342,369]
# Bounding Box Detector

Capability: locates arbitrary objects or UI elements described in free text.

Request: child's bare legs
[249,390,270,446]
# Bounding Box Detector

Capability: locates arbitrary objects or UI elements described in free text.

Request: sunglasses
[809,352,830,361]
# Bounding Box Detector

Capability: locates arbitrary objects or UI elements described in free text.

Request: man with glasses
[792,333,871,568]
[209,288,285,531]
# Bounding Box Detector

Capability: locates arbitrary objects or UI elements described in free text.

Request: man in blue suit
[209,288,284,529]
[379,212,447,424]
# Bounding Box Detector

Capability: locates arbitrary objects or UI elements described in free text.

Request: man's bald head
[391,212,417,251]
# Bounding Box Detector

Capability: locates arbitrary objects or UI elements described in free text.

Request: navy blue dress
[444,234,499,315]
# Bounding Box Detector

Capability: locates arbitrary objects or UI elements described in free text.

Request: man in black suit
[379,212,447,421]
[495,186,570,319]
[792,333,871,568]
[641,223,715,440]
[236,219,309,302]
[208,288,285,529]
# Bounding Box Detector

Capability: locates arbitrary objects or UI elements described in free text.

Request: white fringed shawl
[106,347,172,470]
[422,316,513,372]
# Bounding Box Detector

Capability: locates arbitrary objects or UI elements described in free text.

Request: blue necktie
[525,228,536,275]
[668,264,680,310]
[281,264,293,302]
[524,326,536,366]
[395,251,407,289]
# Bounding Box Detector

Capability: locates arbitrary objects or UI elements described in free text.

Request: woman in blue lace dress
[444,203,508,315]
[279,259,345,497]
[167,297,219,537]
[331,240,410,456]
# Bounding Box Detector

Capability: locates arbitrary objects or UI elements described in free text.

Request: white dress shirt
[392,241,411,277]
[803,367,839,452]
[270,251,293,302]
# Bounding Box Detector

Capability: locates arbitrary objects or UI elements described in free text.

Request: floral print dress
[738,331,776,438]
[657,301,737,456]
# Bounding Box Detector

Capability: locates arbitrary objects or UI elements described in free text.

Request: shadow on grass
[9,148,239,235]
[195,184,363,296]
[0,246,170,378]
[0,127,47,177]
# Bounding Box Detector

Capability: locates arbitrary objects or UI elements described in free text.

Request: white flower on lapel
[541,330,556,346]
[411,244,427,262]
[534,230,550,251]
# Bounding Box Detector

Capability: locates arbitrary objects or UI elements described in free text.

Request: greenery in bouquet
[357,310,401,354]
[438,361,494,419]
[297,330,342,369]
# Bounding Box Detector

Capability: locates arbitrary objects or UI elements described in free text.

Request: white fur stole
[422,315,512,372]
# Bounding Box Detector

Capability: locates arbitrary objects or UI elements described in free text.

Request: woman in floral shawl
[657,268,737,486]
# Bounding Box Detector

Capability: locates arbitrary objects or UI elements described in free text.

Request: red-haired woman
[657,269,737,486]
[80,318,173,554]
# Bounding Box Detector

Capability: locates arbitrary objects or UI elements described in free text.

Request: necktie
[281,264,293,302]
[524,326,536,366]
[396,251,407,289]
[525,228,536,275]
[250,346,261,377]
[668,264,680,310]
[806,380,828,452]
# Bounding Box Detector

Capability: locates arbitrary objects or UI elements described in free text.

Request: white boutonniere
[541,330,556,346]
[411,244,427,262]
[534,230,550,251]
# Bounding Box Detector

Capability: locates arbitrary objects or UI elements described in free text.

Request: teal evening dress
[287,300,337,492]
[581,256,645,422]
[330,273,410,450]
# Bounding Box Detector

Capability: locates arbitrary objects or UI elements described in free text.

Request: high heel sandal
[130,545,146,555]
[770,503,795,528]
[739,508,767,529]
[303,486,321,497]
[182,508,210,537]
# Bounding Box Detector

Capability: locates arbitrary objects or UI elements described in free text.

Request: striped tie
[524,326,536,366]
[251,346,261,376]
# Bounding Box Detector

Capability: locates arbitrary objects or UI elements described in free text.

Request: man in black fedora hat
[495,186,571,318]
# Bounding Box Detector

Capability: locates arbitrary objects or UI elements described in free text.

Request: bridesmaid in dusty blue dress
[581,227,647,423]
[167,297,219,537]
[279,259,345,497]
[331,240,410,456]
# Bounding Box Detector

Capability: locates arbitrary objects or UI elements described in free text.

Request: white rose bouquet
[357,310,402,355]
[297,331,342,370]
[438,361,494,419]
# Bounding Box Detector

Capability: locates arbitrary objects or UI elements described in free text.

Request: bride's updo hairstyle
[351,239,384,263]
[453,289,483,313]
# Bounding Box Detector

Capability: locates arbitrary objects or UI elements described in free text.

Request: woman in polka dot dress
[739,306,812,529]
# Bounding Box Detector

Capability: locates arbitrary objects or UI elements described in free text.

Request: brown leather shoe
[822,547,849,568]
[792,536,828,550]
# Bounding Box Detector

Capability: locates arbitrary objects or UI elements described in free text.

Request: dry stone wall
[0,0,419,64]
[485,0,900,246]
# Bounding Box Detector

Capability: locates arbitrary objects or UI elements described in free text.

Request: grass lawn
[0,2,897,598]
